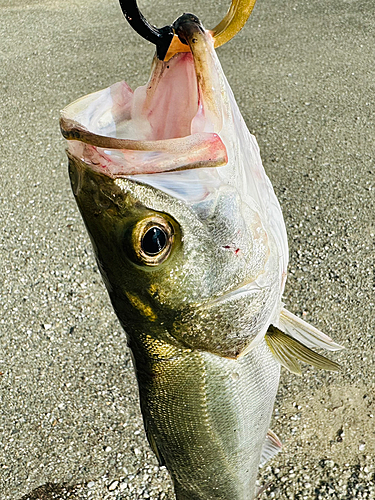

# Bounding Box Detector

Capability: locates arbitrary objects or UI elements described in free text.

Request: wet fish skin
[135,335,279,500]
[68,148,279,360]
[68,154,280,500]
[65,20,284,495]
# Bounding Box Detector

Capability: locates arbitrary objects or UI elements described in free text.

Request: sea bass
[60,1,343,498]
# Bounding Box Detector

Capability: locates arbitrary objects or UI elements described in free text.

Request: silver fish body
[68,153,281,499]
[61,13,341,500]
[135,339,280,500]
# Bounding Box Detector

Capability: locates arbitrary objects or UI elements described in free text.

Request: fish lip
[62,130,228,179]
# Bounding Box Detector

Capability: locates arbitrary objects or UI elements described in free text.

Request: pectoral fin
[259,429,282,467]
[265,325,341,375]
[279,308,344,351]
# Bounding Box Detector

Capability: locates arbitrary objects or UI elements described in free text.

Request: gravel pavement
[1,0,374,499]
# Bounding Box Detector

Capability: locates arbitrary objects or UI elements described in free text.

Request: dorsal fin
[144,422,166,466]
[265,325,341,375]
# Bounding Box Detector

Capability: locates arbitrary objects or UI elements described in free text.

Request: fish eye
[131,215,174,266]
[141,226,167,255]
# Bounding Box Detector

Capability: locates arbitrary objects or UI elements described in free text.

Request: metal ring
[119,0,258,60]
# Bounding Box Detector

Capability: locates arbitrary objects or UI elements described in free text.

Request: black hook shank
[119,0,174,60]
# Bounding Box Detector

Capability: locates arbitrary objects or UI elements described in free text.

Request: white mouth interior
[75,52,205,142]
[61,50,228,181]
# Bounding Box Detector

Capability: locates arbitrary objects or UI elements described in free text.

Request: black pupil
[141,226,167,255]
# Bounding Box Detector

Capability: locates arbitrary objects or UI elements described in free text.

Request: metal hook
[119,0,258,61]
[118,0,174,60]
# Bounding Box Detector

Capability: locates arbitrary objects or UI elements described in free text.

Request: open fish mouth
[61,0,290,356]
[60,5,256,178]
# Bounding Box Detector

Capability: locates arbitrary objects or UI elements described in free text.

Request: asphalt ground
[0,0,374,499]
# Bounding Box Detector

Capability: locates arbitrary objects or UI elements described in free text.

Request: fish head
[62,14,288,358]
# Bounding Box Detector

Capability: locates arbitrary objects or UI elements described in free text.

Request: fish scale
[132,334,280,499]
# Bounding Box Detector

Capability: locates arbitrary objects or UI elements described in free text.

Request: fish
[60,1,343,498]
